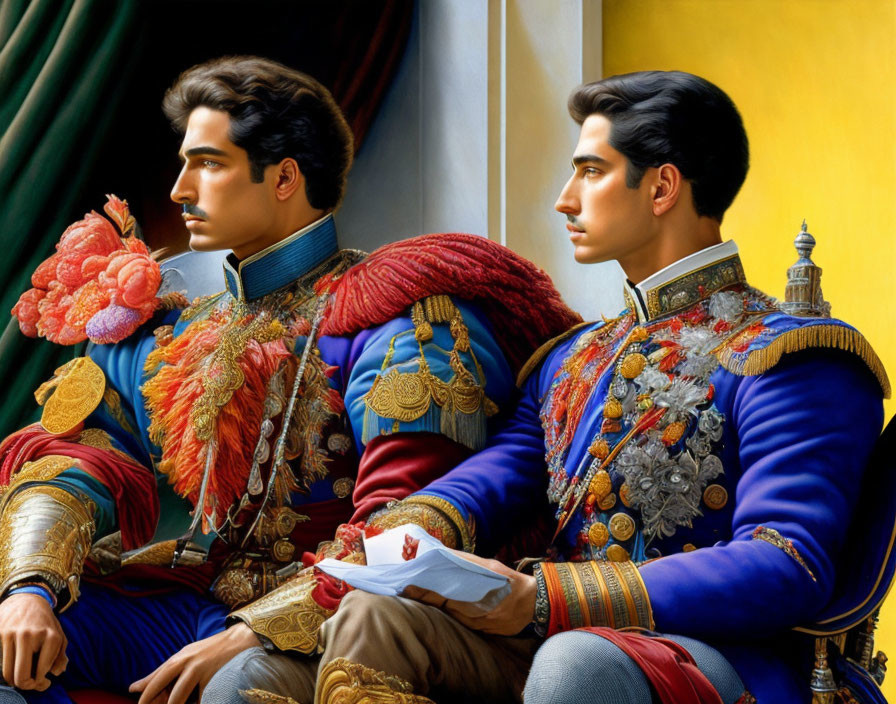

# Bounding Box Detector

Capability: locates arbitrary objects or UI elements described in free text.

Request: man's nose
[170,166,195,204]
[554,177,579,214]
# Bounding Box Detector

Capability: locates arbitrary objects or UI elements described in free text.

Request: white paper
[316,524,510,609]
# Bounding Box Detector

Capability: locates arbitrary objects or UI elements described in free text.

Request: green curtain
[0,0,141,437]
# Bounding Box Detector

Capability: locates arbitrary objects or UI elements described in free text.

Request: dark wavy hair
[569,71,749,222]
[163,56,354,210]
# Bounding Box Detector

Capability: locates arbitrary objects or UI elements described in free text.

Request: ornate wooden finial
[781,220,831,317]
[810,637,837,704]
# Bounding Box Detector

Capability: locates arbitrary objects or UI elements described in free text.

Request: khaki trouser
[202,590,540,704]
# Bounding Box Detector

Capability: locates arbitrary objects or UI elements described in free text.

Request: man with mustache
[274,71,889,703]
[0,56,578,703]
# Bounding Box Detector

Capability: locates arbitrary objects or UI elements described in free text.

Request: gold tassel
[718,324,890,399]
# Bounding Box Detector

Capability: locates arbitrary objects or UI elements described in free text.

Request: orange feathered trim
[320,234,581,373]
[142,311,292,520]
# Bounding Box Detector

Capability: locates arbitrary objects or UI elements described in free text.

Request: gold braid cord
[230,569,334,654]
[366,496,474,552]
[539,560,654,632]
[362,295,498,452]
[0,480,96,611]
[312,658,435,704]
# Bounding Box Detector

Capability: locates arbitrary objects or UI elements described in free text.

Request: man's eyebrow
[572,154,611,168]
[180,146,229,161]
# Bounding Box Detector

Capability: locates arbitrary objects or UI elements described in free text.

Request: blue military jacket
[414,242,889,701]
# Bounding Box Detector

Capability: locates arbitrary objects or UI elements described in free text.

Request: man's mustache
[566,214,585,230]
[182,204,209,219]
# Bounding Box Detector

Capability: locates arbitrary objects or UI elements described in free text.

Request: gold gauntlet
[230,569,334,654]
[366,495,474,552]
[0,482,96,611]
[537,560,653,635]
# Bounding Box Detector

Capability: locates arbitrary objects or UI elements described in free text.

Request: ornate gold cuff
[314,657,435,704]
[0,482,96,611]
[366,495,474,552]
[230,569,334,654]
[540,560,653,635]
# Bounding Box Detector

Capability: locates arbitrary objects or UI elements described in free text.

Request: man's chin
[572,245,608,265]
[188,234,227,253]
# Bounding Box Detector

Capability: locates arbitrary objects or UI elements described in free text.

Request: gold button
[327,433,352,455]
[598,492,617,510]
[604,399,623,419]
[588,470,612,499]
[272,539,295,563]
[609,513,636,542]
[630,327,648,342]
[619,483,632,507]
[682,543,697,552]
[333,477,355,499]
[703,484,728,510]
[606,544,630,562]
[619,353,647,379]
[588,522,609,547]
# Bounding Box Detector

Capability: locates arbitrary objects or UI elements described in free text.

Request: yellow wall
[603,0,896,697]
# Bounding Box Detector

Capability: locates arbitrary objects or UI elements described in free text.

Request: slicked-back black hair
[164,56,354,210]
[569,71,749,221]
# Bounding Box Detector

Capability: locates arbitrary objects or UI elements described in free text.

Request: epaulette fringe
[717,324,891,399]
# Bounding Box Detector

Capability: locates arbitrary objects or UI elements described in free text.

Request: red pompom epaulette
[11,195,163,345]
[320,233,581,374]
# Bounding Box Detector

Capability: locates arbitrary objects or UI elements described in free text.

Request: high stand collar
[222,214,339,302]
[622,241,746,323]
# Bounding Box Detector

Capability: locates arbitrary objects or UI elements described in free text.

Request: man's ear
[651,163,683,216]
[273,158,304,201]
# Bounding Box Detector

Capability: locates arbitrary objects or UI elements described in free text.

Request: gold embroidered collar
[623,241,746,322]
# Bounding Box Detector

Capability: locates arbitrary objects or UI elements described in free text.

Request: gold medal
[606,544,630,562]
[703,484,728,510]
[588,522,609,547]
[598,492,617,511]
[619,483,632,507]
[332,477,355,498]
[609,513,636,542]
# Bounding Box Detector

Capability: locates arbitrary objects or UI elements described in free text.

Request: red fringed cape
[321,234,582,374]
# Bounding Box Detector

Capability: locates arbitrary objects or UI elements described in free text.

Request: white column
[339,0,623,320]
[495,0,623,319]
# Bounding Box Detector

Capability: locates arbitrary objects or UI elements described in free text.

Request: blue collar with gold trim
[222,214,338,301]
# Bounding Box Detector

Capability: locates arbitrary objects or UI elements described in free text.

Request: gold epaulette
[362,295,498,451]
[516,321,593,388]
[717,323,891,399]
[35,357,107,435]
